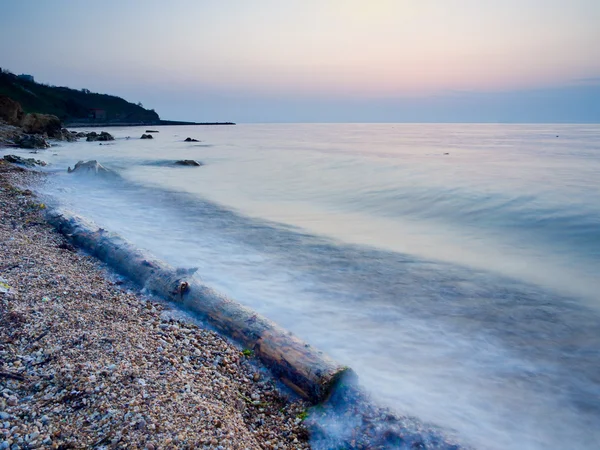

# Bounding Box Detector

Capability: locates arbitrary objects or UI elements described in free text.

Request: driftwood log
[47,209,352,403]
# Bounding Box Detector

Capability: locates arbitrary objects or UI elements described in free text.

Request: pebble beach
[0,159,311,449]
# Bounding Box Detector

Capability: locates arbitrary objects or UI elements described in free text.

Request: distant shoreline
[65,120,236,128]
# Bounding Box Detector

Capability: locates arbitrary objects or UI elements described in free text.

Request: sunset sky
[1,0,599,122]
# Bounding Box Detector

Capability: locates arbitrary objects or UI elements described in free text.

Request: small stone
[0,442,8,450]
[28,432,39,441]
[0,413,8,420]
[5,398,16,407]
[253,373,260,382]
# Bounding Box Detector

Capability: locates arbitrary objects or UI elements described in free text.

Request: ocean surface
[6,123,600,449]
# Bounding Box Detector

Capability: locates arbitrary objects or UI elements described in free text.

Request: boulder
[67,160,112,175]
[184,137,199,142]
[0,121,23,145]
[21,113,62,137]
[4,154,47,167]
[86,131,114,142]
[15,134,51,149]
[53,128,78,142]
[0,96,24,126]
[75,132,87,138]
[140,134,153,139]
[174,160,203,167]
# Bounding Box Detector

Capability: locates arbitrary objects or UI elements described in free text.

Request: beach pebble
[0,161,311,449]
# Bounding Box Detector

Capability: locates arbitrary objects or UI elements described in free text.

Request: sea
[6,123,600,449]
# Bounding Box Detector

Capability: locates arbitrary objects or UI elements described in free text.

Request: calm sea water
[8,124,600,449]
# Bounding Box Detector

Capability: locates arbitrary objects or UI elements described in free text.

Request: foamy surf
[8,123,600,449]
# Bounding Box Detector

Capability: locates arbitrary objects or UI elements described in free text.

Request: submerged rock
[145,129,159,133]
[67,160,113,175]
[3,154,47,167]
[140,134,153,139]
[15,134,51,149]
[184,137,199,142]
[174,160,203,167]
[86,131,114,142]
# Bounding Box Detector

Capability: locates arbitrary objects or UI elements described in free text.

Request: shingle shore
[0,160,310,449]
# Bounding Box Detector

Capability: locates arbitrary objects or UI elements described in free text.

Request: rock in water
[86,131,114,142]
[3,154,47,167]
[53,128,78,142]
[145,129,159,133]
[14,134,51,149]
[0,95,25,125]
[20,113,62,137]
[67,160,113,175]
[140,134,153,139]
[174,160,203,166]
[184,137,199,142]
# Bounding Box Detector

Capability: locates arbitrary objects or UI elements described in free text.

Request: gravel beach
[0,160,310,449]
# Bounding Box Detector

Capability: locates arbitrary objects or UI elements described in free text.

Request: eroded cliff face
[0,95,24,126]
[0,95,68,148]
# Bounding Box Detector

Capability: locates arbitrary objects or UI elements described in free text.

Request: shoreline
[64,121,236,128]
[0,160,310,449]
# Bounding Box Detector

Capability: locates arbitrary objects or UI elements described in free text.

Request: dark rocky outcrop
[0,70,160,124]
[174,160,203,167]
[53,128,78,142]
[4,154,47,167]
[67,160,112,175]
[15,134,51,149]
[0,95,25,126]
[86,131,114,142]
[140,134,153,139]
[145,130,159,133]
[20,113,62,137]
[184,137,199,142]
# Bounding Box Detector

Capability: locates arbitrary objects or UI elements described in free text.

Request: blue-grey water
[6,124,600,449]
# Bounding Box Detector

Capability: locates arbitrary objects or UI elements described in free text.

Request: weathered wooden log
[47,209,352,403]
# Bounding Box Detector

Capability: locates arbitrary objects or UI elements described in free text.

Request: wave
[38,135,600,449]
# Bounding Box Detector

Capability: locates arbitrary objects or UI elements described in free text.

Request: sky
[1,0,599,122]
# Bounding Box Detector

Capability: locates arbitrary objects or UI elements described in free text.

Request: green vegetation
[241,349,254,357]
[0,69,160,124]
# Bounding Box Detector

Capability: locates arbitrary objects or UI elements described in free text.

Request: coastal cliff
[0,70,159,125]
